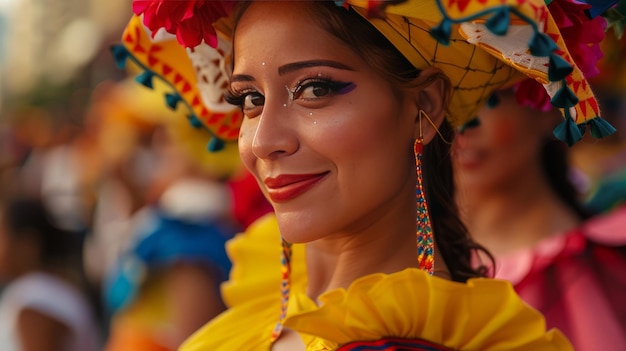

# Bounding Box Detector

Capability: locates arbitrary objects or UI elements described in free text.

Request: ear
[410,67,450,144]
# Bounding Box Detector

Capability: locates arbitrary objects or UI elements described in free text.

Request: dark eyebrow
[230,74,255,83]
[278,60,355,76]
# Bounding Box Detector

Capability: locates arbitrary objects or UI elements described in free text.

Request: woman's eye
[293,79,353,101]
[298,84,331,100]
[243,93,265,110]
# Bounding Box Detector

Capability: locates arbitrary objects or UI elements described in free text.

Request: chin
[275,212,327,244]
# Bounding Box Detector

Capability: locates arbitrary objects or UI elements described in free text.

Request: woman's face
[453,89,554,191]
[233,2,416,243]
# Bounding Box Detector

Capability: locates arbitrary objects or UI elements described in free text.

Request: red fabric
[495,206,626,351]
[227,170,273,229]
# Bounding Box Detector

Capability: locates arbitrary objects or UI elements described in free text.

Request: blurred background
[0,0,623,350]
[0,1,272,350]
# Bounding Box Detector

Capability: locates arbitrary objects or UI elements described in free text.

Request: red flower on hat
[133,0,234,48]
[514,79,553,112]
[514,0,606,112]
[548,0,606,79]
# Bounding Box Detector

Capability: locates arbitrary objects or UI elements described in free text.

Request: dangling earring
[271,238,292,341]
[415,110,434,275]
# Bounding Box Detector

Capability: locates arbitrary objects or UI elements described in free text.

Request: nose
[251,101,299,159]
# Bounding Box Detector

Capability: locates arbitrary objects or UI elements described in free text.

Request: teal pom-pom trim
[529,32,558,56]
[553,117,583,147]
[207,137,225,152]
[486,93,500,108]
[551,84,579,108]
[165,93,182,110]
[188,115,203,129]
[110,43,234,153]
[548,53,573,82]
[458,117,481,133]
[110,45,129,70]
[588,117,617,138]
[430,19,452,45]
[486,8,510,35]
[135,71,155,89]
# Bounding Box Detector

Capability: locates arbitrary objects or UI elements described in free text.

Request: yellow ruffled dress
[180,214,572,351]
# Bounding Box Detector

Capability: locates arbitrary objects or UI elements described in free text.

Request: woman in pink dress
[454,83,626,351]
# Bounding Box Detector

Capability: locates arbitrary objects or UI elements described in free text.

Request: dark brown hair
[233,1,492,281]
[542,139,593,220]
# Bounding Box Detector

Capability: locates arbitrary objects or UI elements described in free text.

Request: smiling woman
[114,0,618,350]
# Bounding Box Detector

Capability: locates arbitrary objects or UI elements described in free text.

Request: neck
[303,186,449,302]
[457,166,581,257]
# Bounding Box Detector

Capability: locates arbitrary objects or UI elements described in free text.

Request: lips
[264,172,329,202]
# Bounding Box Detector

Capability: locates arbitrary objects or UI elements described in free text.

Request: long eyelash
[224,88,246,107]
[292,77,354,97]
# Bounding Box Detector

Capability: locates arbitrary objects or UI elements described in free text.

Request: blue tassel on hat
[135,71,155,89]
[165,93,182,110]
[529,32,558,56]
[548,53,574,81]
[551,84,579,108]
[188,114,203,129]
[430,19,452,45]
[588,117,617,138]
[110,45,130,70]
[486,8,510,36]
[208,137,225,152]
[553,116,584,146]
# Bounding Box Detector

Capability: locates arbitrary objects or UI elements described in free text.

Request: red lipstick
[264,172,328,202]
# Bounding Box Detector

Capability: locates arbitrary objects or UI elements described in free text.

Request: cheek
[490,120,518,147]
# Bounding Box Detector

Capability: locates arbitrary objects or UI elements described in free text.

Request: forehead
[233,2,358,69]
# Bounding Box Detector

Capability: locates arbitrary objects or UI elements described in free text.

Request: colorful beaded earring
[415,110,434,275]
[271,238,292,341]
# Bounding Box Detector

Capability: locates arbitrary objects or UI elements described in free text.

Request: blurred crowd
[0,72,272,350]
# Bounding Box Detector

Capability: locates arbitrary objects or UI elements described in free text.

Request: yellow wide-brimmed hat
[113,0,618,149]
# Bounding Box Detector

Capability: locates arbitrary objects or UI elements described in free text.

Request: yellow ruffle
[284,268,572,350]
[180,269,571,350]
[220,213,307,308]
[179,293,276,351]
[181,227,572,351]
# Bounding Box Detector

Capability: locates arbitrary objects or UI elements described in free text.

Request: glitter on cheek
[285,85,294,103]
[337,83,356,95]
